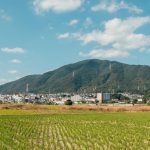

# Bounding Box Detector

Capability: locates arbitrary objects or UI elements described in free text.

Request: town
[0,92,145,105]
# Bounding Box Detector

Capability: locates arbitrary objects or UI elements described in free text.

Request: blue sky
[0,0,150,84]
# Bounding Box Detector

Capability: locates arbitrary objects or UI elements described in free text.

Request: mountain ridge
[0,59,150,94]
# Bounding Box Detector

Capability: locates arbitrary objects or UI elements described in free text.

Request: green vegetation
[1,59,150,94]
[1,109,150,149]
[111,93,130,101]
[64,99,73,105]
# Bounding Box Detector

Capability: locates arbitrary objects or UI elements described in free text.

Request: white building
[12,95,23,103]
[71,95,82,102]
[97,93,103,104]
[97,93,111,103]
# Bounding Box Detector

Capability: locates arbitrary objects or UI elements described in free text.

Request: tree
[143,94,150,104]
[132,99,138,106]
[65,99,73,105]
[95,99,99,105]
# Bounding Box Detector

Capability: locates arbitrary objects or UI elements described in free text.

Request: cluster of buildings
[0,93,110,104]
[0,92,144,105]
[121,93,143,102]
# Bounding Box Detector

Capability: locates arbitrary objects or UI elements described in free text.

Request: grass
[0,105,150,149]
[63,104,150,112]
[1,104,150,112]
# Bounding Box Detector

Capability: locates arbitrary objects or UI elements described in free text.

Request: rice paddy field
[0,105,150,149]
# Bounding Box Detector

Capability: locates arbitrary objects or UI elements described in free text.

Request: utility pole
[117,84,120,91]
[137,80,140,91]
[144,85,146,91]
[26,83,29,94]
[72,71,75,78]
[109,63,112,72]
[49,88,51,98]
[109,63,114,94]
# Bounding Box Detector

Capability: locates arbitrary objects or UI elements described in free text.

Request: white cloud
[57,32,81,40]
[57,32,70,39]
[91,0,143,14]
[0,9,12,21]
[8,70,18,74]
[78,17,150,48]
[79,49,129,59]
[68,19,79,26]
[1,48,25,54]
[76,16,150,59]
[84,17,93,27]
[57,16,150,59]
[10,59,22,64]
[33,0,84,14]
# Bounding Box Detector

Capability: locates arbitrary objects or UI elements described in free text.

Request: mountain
[0,59,150,94]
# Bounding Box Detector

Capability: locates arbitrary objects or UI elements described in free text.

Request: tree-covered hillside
[0,59,150,94]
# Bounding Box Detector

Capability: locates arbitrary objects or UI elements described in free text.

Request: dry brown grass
[1,104,150,112]
[0,104,49,111]
[62,104,150,112]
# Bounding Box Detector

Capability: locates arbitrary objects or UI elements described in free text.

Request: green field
[0,109,150,149]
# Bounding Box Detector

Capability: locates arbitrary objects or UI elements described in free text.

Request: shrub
[48,101,55,105]
[95,100,99,104]
[132,99,138,106]
[147,101,150,106]
[65,100,73,105]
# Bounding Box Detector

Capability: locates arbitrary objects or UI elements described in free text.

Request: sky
[0,0,150,85]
